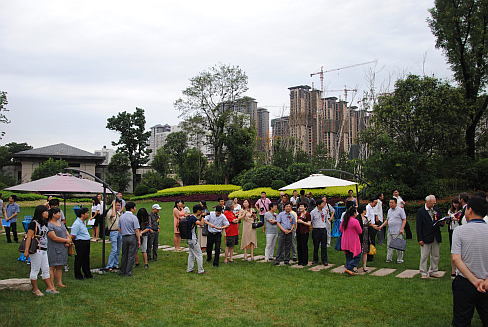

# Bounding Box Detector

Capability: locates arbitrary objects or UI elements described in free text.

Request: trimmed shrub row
[157,184,241,196]
[228,186,362,200]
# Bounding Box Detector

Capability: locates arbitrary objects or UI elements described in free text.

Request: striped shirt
[451,219,488,279]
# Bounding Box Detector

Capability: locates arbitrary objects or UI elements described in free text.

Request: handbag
[202,223,209,236]
[252,221,264,229]
[18,222,40,254]
[334,237,342,251]
[368,244,376,255]
[389,235,406,251]
[68,243,76,255]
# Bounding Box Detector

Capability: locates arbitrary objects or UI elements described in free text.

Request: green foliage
[228,186,364,200]
[242,182,257,191]
[175,63,248,181]
[129,191,185,201]
[311,142,334,170]
[272,137,307,170]
[270,180,287,190]
[31,158,70,181]
[0,146,10,169]
[285,163,314,184]
[163,131,187,172]
[179,148,207,186]
[5,142,32,165]
[106,153,131,193]
[151,147,170,177]
[162,177,178,189]
[429,1,488,158]
[0,192,46,202]
[474,158,488,191]
[157,184,241,196]
[0,172,17,187]
[147,187,158,194]
[134,184,149,196]
[106,107,151,190]
[141,171,165,190]
[203,163,225,184]
[232,165,286,188]
[0,91,10,138]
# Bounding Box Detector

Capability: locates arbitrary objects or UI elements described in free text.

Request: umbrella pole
[102,187,106,269]
[63,193,67,219]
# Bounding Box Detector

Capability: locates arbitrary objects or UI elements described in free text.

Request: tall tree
[106,153,131,192]
[151,147,170,177]
[5,142,32,164]
[179,148,207,186]
[174,63,248,178]
[163,131,187,173]
[106,107,151,190]
[428,1,488,158]
[0,91,10,138]
[31,158,69,181]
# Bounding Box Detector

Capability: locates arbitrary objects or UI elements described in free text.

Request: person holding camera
[241,199,257,260]
[255,191,271,233]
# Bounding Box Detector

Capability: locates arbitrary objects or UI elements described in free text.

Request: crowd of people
[5,187,488,326]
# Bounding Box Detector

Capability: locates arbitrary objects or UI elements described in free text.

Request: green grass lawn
[0,202,484,326]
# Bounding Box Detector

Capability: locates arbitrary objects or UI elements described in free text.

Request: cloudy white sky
[0,0,453,153]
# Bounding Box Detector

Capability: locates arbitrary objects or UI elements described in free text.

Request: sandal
[362,268,369,273]
[33,290,44,296]
[46,288,59,294]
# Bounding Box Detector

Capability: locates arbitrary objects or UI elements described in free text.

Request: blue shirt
[5,202,20,223]
[276,211,296,230]
[71,218,91,240]
[118,211,140,236]
[204,211,229,233]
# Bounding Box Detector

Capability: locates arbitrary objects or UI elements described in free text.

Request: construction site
[271,61,374,163]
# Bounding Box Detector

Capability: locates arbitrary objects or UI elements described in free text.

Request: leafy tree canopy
[31,158,69,181]
[151,147,170,177]
[0,91,10,138]
[106,152,131,193]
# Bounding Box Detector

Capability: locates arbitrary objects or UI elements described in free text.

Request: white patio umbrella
[279,174,357,190]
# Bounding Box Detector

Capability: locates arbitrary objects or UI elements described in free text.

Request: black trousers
[404,221,412,239]
[275,230,292,264]
[206,232,222,266]
[367,225,377,261]
[452,275,488,327]
[296,232,309,265]
[120,235,138,276]
[5,221,18,243]
[73,240,92,279]
[147,231,159,261]
[312,228,328,264]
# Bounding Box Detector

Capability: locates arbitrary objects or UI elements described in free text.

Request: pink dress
[173,207,184,234]
[339,217,362,257]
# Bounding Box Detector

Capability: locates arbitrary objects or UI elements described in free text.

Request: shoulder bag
[105,211,118,237]
[388,235,406,251]
[18,222,40,254]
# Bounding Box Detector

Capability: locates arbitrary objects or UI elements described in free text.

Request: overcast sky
[0,0,453,153]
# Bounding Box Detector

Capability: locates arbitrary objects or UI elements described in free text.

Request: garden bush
[130,192,185,201]
[147,187,158,194]
[243,182,257,191]
[162,177,178,189]
[157,184,241,196]
[134,184,149,196]
[285,163,314,184]
[270,180,287,190]
[1,192,47,202]
[228,185,364,201]
[232,165,285,187]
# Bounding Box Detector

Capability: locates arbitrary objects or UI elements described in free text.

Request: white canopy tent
[279,174,357,190]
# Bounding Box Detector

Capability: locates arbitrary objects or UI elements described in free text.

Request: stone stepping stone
[310,264,335,272]
[290,261,314,268]
[371,268,397,276]
[429,271,446,278]
[253,255,265,261]
[0,278,32,292]
[331,265,346,273]
[396,270,420,278]
[355,267,376,275]
[232,254,246,259]
[162,247,176,251]
[158,245,171,249]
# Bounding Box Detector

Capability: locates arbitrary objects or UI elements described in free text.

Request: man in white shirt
[375,193,385,245]
[365,197,378,261]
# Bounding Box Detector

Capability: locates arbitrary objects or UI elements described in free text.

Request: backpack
[179,216,190,239]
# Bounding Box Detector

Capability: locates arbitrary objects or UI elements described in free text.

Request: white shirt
[366,204,376,225]
[374,199,383,222]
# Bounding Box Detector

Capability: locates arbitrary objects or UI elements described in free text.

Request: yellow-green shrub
[228,185,364,200]
[157,184,242,195]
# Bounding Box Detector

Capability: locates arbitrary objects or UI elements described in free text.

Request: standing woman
[339,206,362,275]
[239,199,257,260]
[347,190,358,207]
[47,207,70,289]
[296,203,311,266]
[24,205,57,296]
[357,204,377,273]
[448,196,462,277]
[136,207,153,269]
[90,196,101,242]
[173,200,188,251]
[232,197,241,216]
[197,200,209,249]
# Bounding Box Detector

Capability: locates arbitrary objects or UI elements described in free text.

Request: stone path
[155,245,447,278]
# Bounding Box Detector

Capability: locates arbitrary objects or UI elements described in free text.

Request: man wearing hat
[147,204,161,262]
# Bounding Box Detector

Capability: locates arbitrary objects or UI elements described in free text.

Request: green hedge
[1,192,47,202]
[130,192,185,201]
[228,185,364,200]
[157,184,242,196]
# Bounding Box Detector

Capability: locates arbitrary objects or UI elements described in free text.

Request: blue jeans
[345,250,361,271]
[107,231,122,268]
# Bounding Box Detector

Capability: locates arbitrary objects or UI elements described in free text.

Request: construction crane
[310,61,375,94]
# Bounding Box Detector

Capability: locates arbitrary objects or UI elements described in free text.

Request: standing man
[310,199,329,265]
[4,195,20,243]
[321,196,335,247]
[0,193,4,233]
[375,193,385,245]
[118,202,141,277]
[277,191,285,207]
[393,189,412,239]
[70,207,94,280]
[106,201,122,271]
[278,194,289,213]
[186,204,206,275]
[365,197,378,261]
[255,191,271,233]
[459,192,469,225]
[264,202,278,262]
[379,198,406,263]
[274,202,296,265]
[147,204,161,262]
[306,192,316,213]
[117,192,126,214]
[451,195,488,326]
[416,195,444,279]
[290,190,299,212]
[204,205,229,267]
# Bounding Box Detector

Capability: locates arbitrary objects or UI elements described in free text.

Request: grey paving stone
[396,270,420,278]
[371,268,397,276]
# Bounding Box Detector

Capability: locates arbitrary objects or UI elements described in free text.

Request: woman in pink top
[173,200,187,251]
[339,206,363,276]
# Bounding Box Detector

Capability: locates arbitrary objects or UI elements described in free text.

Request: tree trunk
[132,167,137,192]
[466,123,476,159]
